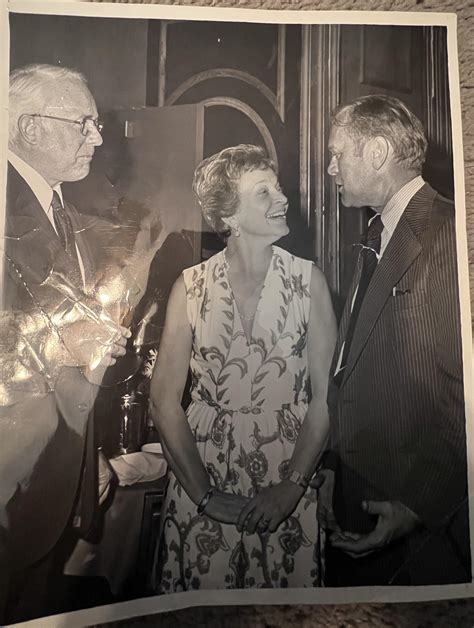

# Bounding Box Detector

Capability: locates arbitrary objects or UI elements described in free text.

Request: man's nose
[86,126,103,147]
[327,156,338,176]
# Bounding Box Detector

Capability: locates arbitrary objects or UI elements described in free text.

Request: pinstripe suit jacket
[327,183,469,581]
[1,163,99,573]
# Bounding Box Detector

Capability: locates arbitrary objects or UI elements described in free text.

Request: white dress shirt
[378,175,425,257]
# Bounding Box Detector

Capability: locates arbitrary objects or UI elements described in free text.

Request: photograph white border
[1,1,473,625]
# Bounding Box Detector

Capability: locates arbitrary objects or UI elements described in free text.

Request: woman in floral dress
[150,145,336,592]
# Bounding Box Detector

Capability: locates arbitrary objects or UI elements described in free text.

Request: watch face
[289,470,308,488]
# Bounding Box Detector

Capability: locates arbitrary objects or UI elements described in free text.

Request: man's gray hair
[9,64,87,144]
[332,95,428,173]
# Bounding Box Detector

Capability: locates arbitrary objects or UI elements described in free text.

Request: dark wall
[155,20,307,258]
[9,14,149,110]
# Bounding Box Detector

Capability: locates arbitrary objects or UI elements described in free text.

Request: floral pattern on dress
[155,246,323,592]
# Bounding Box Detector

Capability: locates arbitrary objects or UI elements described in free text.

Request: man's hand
[236,480,305,534]
[330,500,420,558]
[311,468,340,532]
[45,319,130,370]
[203,491,249,526]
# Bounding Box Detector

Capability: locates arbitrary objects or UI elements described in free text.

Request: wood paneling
[360,25,413,94]
[300,25,340,299]
[148,20,305,258]
[340,25,423,116]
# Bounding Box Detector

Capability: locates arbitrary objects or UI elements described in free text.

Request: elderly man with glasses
[0,63,134,623]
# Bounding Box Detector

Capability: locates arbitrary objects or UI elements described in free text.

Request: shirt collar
[8,149,64,215]
[377,175,425,237]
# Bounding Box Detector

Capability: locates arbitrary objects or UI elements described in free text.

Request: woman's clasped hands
[201,490,250,526]
[203,481,305,535]
[237,480,305,534]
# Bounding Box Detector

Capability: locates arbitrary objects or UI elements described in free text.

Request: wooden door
[67,104,204,240]
[148,20,305,259]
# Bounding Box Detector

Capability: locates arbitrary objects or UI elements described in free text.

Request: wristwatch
[197,487,216,515]
[286,469,309,490]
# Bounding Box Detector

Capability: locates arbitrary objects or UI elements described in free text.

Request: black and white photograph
[0,1,472,626]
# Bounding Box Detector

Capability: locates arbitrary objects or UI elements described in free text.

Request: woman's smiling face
[231,168,289,240]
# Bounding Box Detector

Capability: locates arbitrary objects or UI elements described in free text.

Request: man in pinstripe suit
[317,95,470,585]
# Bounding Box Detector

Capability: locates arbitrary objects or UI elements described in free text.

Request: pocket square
[392,287,411,296]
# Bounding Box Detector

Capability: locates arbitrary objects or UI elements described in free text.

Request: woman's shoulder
[272,246,328,292]
[182,251,225,285]
[273,245,314,270]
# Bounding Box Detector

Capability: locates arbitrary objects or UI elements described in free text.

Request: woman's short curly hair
[193,144,276,235]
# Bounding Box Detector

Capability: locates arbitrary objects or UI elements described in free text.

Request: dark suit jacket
[1,163,99,573]
[327,183,470,584]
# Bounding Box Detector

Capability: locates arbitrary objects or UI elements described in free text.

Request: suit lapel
[6,164,86,290]
[330,256,362,377]
[7,164,55,241]
[340,184,436,387]
[67,201,96,290]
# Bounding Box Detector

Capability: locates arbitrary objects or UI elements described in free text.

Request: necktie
[336,214,384,383]
[51,190,80,268]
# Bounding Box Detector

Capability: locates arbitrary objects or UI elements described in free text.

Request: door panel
[150,20,305,260]
[68,104,203,235]
[340,25,424,111]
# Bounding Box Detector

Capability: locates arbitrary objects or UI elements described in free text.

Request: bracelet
[286,469,309,490]
[197,487,216,515]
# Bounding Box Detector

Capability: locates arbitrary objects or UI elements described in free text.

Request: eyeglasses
[27,114,104,136]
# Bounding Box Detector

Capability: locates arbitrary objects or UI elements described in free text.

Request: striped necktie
[335,214,384,384]
[51,190,80,269]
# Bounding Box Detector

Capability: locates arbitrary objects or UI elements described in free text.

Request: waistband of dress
[189,398,308,416]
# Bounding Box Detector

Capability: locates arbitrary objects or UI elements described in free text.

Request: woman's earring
[233,225,241,238]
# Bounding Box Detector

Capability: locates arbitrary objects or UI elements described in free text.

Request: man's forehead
[328,125,347,147]
[44,80,96,114]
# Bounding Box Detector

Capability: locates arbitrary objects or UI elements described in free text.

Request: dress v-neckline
[222,246,274,346]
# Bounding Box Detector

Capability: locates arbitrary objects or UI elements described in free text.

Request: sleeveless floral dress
[155,246,323,592]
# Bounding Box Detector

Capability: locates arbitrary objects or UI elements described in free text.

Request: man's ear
[370,136,390,171]
[17,114,39,145]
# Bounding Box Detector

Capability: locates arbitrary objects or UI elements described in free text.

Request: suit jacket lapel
[340,183,436,387]
[67,201,96,290]
[330,256,362,377]
[7,165,55,241]
[6,164,86,291]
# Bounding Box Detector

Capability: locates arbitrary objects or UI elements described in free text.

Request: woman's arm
[238,265,337,533]
[287,265,337,478]
[150,275,211,506]
[150,275,249,523]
